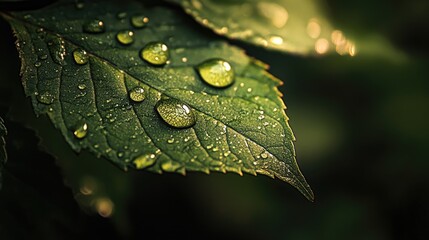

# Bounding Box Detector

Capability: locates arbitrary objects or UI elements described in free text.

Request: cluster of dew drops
[65,4,238,167]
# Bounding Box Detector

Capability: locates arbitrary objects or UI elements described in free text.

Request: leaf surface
[171,0,356,55]
[3,0,313,200]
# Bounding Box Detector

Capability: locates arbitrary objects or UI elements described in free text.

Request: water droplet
[37,92,54,104]
[260,152,268,159]
[167,138,175,144]
[46,36,66,65]
[39,54,48,60]
[34,61,41,67]
[95,198,114,218]
[269,35,284,45]
[161,160,181,172]
[74,123,88,139]
[78,84,87,90]
[129,87,145,102]
[197,59,234,88]
[73,48,88,65]
[140,42,169,65]
[156,98,196,128]
[116,30,134,45]
[133,153,156,169]
[131,15,149,28]
[83,20,105,33]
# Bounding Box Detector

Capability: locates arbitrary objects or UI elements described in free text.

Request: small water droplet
[83,19,105,33]
[260,152,268,159]
[78,84,87,90]
[74,123,88,139]
[131,15,149,28]
[116,30,134,45]
[156,98,196,128]
[34,61,41,67]
[37,92,54,104]
[167,138,175,144]
[39,54,48,60]
[133,153,156,169]
[129,87,145,102]
[140,42,169,65]
[197,59,234,88]
[117,152,124,158]
[73,48,89,65]
[269,35,284,45]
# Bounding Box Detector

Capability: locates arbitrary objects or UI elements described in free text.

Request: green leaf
[0,116,6,189]
[171,0,356,56]
[2,0,313,200]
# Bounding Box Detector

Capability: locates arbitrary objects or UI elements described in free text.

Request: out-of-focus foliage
[171,0,355,55]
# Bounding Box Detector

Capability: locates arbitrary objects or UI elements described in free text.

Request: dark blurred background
[0,0,428,239]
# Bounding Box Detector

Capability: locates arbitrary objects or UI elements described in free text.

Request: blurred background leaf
[171,0,356,55]
[0,0,428,239]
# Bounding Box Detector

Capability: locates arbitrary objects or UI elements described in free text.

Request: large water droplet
[156,98,196,128]
[133,153,156,169]
[197,59,234,88]
[129,87,145,102]
[73,48,88,65]
[140,42,169,66]
[74,123,88,139]
[131,15,149,28]
[116,30,134,45]
[83,20,105,33]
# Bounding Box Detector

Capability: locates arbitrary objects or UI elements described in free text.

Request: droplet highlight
[197,59,234,88]
[129,87,145,102]
[116,30,134,45]
[131,15,149,28]
[140,42,169,66]
[156,98,196,128]
[83,19,105,33]
[73,48,88,65]
[74,123,88,139]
